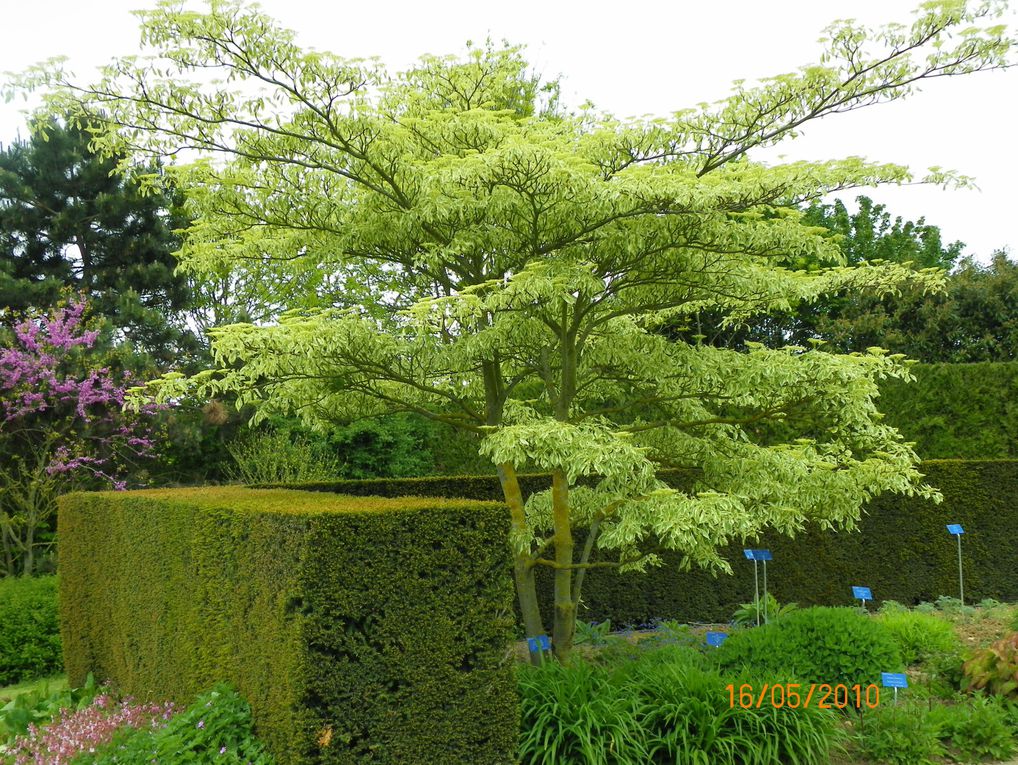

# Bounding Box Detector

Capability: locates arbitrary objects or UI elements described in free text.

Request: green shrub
[517,660,650,765]
[963,633,1018,698]
[925,646,969,698]
[857,704,943,765]
[58,487,517,765]
[715,607,903,687]
[928,697,1017,762]
[76,683,275,765]
[226,429,342,484]
[877,610,962,666]
[0,576,62,686]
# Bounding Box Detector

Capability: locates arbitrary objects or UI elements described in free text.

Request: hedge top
[64,486,504,516]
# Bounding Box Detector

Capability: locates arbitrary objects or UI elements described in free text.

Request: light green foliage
[225,429,342,484]
[20,0,1014,658]
[517,660,650,765]
[857,703,944,765]
[619,658,838,765]
[715,607,903,687]
[877,609,962,666]
[731,593,798,627]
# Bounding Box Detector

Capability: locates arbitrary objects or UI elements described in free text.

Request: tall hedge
[274,460,1018,626]
[880,362,1018,459]
[58,487,517,765]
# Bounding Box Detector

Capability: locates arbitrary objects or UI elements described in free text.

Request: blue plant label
[527,635,552,652]
[947,524,965,535]
[744,549,756,559]
[852,586,872,601]
[881,672,908,688]
[754,549,773,561]
[705,631,728,647]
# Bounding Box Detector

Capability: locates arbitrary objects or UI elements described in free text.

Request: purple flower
[0,296,168,492]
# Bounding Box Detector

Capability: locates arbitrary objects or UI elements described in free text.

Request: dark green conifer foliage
[0,119,195,363]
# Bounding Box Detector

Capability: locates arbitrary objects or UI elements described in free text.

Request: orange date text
[725,683,879,709]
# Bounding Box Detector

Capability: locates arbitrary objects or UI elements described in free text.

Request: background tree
[674,195,968,350]
[25,0,1014,661]
[0,119,199,365]
[813,250,1018,361]
[0,298,161,576]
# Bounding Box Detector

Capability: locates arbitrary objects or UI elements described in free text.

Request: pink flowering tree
[0,298,162,576]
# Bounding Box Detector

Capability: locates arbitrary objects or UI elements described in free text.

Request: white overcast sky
[2,0,1017,261]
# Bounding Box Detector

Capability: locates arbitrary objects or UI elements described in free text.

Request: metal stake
[957,533,965,605]
[762,559,769,624]
[753,558,760,627]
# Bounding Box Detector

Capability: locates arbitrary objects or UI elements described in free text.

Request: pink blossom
[8,695,177,765]
[0,296,166,490]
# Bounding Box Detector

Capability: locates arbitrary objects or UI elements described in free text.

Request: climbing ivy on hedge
[57,487,517,765]
[276,460,1018,626]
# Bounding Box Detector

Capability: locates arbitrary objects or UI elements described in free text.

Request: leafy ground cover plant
[963,632,1018,698]
[927,696,1017,762]
[617,649,838,765]
[856,703,943,765]
[0,674,95,746]
[73,684,274,765]
[519,645,837,765]
[715,607,902,688]
[731,594,798,628]
[573,620,613,648]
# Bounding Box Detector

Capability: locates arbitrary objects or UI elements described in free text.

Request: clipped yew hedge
[880,362,1018,459]
[274,459,1018,626]
[57,487,517,765]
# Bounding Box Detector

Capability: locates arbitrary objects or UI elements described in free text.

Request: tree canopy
[17,0,1015,660]
[0,120,201,363]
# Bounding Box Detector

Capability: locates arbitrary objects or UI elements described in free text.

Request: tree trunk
[22,524,34,577]
[496,462,545,665]
[550,469,575,663]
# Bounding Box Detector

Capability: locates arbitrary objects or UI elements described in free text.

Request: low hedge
[273,459,1018,626]
[58,487,517,765]
[0,575,62,686]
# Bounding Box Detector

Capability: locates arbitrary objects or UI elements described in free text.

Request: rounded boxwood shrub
[0,575,62,686]
[715,607,903,687]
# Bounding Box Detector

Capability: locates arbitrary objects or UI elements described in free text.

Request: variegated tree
[18,0,1014,661]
